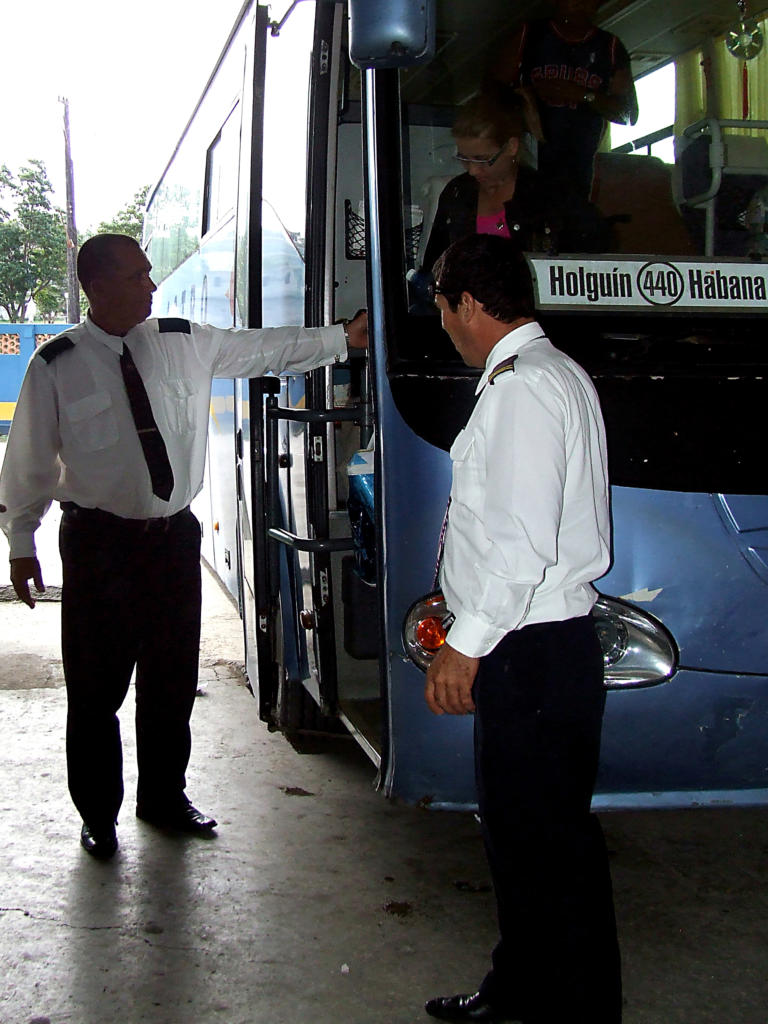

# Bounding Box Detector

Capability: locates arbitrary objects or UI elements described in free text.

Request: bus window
[394,10,768,270]
[202,104,240,237]
[144,140,203,286]
[609,63,675,163]
[261,0,315,328]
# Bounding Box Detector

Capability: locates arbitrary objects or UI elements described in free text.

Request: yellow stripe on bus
[0,401,16,420]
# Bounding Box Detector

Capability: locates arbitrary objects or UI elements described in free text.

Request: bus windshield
[395,1,768,266]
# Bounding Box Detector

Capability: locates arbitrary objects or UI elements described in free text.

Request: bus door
[240,1,369,731]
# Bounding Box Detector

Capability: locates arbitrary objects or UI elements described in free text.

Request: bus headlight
[402,592,454,671]
[403,592,677,688]
[593,594,678,689]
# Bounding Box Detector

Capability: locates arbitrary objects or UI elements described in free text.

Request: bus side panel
[207,376,239,600]
[152,231,240,602]
[377,385,768,808]
[598,667,768,802]
[594,485,768,802]
[604,487,768,675]
[200,229,240,601]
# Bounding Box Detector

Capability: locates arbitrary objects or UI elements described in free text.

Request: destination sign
[527,257,768,313]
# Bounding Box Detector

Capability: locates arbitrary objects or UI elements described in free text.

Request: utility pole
[59,96,80,324]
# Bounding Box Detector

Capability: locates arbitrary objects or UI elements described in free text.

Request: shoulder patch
[488,354,518,384]
[158,317,192,334]
[37,335,75,364]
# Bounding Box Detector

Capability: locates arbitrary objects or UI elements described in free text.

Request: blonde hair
[451,93,525,145]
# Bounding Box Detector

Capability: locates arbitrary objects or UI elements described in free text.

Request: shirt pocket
[448,427,481,500]
[63,390,119,452]
[162,378,197,434]
[449,427,474,463]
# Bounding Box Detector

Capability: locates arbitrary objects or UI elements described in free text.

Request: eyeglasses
[455,141,509,168]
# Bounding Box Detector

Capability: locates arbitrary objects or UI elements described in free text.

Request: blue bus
[144,0,768,810]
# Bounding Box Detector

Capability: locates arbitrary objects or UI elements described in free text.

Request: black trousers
[474,616,622,1024]
[59,505,202,828]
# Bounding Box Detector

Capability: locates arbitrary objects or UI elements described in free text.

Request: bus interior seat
[591,151,697,255]
[674,117,768,256]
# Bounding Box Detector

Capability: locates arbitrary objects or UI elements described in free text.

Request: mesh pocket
[345,200,367,260]
[344,199,423,263]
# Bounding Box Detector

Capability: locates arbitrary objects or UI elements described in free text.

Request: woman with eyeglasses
[421,93,552,275]
[420,92,608,283]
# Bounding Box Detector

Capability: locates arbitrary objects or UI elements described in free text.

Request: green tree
[34,282,68,323]
[97,185,150,242]
[0,160,68,322]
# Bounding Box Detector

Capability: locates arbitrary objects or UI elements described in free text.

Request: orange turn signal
[415,616,447,652]
[402,592,454,671]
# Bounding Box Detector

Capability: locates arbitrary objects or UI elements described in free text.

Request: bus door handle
[266,406,363,424]
[267,528,355,553]
[264,398,360,586]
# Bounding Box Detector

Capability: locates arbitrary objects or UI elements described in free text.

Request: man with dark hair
[424,235,620,1023]
[430,234,536,324]
[0,233,367,859]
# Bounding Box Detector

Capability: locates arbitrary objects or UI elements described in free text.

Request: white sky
[1,0,247,230]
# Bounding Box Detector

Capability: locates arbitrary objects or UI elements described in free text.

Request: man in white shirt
[423,235,620,1023]
[0,233,367,859]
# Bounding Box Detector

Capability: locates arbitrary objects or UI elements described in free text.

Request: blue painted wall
[0,324,74,432]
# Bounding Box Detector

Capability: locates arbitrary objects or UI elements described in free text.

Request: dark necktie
[119,344,174,501]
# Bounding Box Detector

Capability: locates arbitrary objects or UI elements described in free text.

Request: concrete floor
[1,558,768,1023]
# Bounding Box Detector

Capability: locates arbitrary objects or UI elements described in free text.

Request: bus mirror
[348,0,435,69]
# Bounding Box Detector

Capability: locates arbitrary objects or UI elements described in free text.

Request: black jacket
[422,167,607,272]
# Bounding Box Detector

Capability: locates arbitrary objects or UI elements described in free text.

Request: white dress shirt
[440,320,611,659]
[0,315,346,559]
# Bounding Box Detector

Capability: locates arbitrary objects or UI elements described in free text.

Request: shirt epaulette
[158,318,192,334]
[37,335,75,364]
[488,354,518,384]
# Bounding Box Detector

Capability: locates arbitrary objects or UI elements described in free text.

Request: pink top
[476,211,511,238]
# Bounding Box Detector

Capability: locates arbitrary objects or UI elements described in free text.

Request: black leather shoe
[136,802,217,833]
[425,993,518,1023]
[80,823,118,859]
